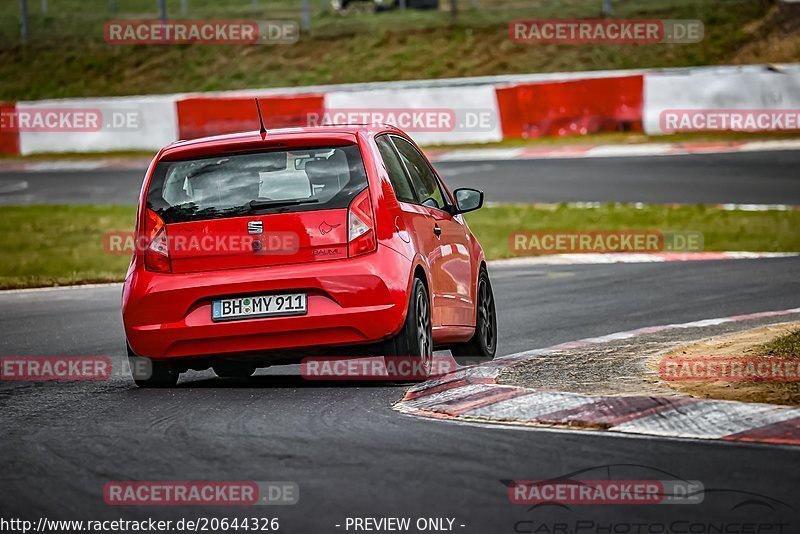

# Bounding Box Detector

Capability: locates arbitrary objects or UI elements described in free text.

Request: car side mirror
[452,188,484,214]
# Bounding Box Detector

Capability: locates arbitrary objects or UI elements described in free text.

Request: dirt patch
[498,314,800,406]
[729,6,800,65]
[651,322,800,406]
[498,340,678,397]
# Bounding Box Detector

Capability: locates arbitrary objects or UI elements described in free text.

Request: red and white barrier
[322,85,503,145]
[0,101,19,155]
[176,94,325,140]
[496,75,643,138]
[15,95,180,156]
[644,66,800,134]
[1,64,797,156]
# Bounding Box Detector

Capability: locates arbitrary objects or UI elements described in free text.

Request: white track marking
[488,252,799,268]
[430,139,800,162]
[0,180,28,194]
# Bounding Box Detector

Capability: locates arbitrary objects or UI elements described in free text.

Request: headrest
[305,153,349,192]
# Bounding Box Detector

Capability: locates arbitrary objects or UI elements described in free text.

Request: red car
[122,124,497,387]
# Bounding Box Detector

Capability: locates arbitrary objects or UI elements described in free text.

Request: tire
[213,364,257,378]
[451,268,497,366]
[127,343,179,388]
[382,277,433,379]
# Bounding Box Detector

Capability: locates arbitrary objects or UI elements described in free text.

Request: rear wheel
[213,363,257,378]
[383,277,433,379]
[451,268,497,366]
[127,343,179,388]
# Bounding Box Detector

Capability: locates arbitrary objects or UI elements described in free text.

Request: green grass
[0,205,135,289]
[1,203,799,289]
[759,329,800,358]
[464,203,800,260]
[0,0,788,100]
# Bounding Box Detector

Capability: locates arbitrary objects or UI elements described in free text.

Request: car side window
[376,135,416,203]
[391,136,447,211]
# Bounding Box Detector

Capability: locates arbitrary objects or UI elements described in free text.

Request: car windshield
[146,144,367,223]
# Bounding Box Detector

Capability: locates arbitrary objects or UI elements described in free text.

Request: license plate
[212,293,307,322]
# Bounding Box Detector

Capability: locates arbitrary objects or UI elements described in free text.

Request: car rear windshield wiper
[248,198,319,210]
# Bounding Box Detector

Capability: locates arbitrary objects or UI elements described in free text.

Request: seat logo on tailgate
[247,221,263,235]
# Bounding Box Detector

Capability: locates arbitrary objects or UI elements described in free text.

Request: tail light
[348,188,377,258]
[143,209,171,273]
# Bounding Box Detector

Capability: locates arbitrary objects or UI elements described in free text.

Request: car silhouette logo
[247,221,263,235]
[319,221,341,235]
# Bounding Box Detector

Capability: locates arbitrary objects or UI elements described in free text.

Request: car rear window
[146,144,368,223]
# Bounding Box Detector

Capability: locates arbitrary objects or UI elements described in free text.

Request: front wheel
[451,268,497,366]
[382,277,433,379]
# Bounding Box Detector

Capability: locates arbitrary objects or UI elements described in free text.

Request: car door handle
[433,224,442,237]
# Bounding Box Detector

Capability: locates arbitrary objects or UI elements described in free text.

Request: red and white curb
[489,251,798,267]
[394,307,800,446]
[429,139,800,162]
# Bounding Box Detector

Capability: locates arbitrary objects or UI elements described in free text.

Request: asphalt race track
[2,257,800,530]
[441,150,800,204]
[2,148,799,530]
[2,150,800,205]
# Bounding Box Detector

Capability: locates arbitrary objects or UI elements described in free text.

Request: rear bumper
[122,245,412,360]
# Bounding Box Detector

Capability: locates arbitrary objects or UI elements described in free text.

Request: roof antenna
[255,98,267,140]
